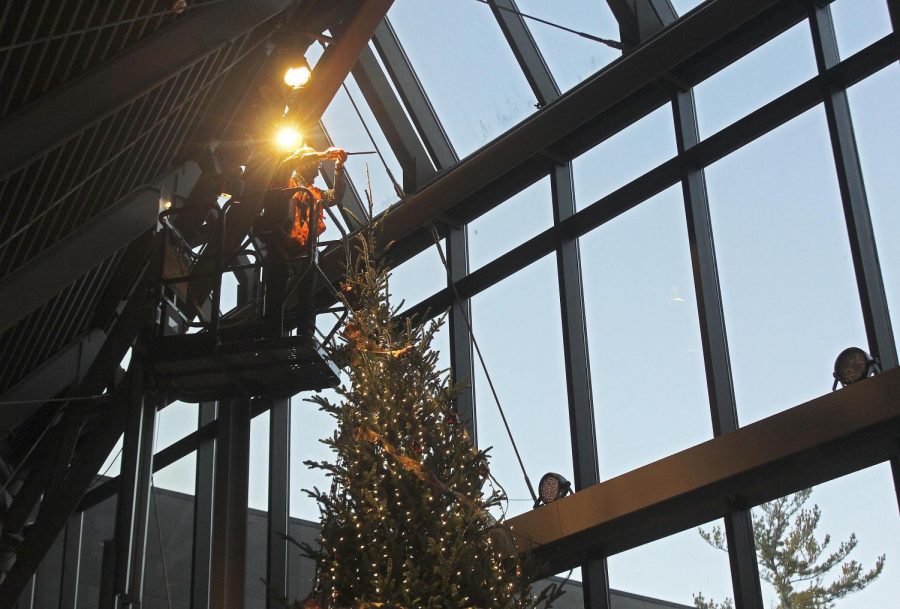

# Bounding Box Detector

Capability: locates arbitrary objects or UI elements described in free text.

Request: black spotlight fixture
[832,347,880,390]
[535,472,572,508]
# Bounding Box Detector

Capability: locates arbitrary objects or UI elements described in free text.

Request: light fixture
[832,347,879,390]
[535,472,571,507]
[284,66,311,89]
[274,126,302,151]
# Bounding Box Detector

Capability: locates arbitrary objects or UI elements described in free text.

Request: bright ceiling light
[284,66,311,89]
[275,126,302,151]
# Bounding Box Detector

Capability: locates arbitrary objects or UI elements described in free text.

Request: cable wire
[427,225,538,504]
[473,0,624,50]
[338,80,406,199]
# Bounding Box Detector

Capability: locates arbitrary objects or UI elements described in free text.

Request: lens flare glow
[284,66,311,89]
[275,127,302,151]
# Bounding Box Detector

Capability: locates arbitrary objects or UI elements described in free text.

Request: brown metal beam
[506,368,900,574]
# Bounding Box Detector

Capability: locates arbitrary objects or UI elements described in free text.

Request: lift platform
[147,332,341,403]
[150,184,350,403]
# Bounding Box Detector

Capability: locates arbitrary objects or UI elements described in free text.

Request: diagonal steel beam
[319,0,802,284]
[371,18,458,170]
[351,44,437,192]
[0,379,131,605]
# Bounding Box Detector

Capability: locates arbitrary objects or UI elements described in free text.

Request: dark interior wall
[18,486,688,609]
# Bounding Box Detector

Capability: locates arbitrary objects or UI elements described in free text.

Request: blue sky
[101,1,899,607]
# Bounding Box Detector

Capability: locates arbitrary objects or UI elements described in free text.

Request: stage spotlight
[536,472,571,507]
[832,347,879,390]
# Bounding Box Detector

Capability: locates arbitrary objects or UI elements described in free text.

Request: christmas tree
[300,207,562,609]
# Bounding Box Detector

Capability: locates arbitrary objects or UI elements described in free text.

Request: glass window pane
[581,186,711,480]
[471,255,571,519]
[292,389,341,521]
[155,400,198,452]
[320,71,404,216]
[152,449,196,495]
[609,520,734,607]
[847,64,900,346]
[670,0,706,16]
[390,239,446,312]
[248,410,269,512]
[144,458,196,604]
[388,0,538,158]
[513,0,621,93]
[831,0,892,60]
[705,106,868,425]
[573,104,677,211]
[694,21,817,139]
[468,176,552,271]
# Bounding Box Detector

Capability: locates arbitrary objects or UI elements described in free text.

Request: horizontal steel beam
[0,162,200,334]
[319,0,812,281]
[507,367,900,574]
[398,32,897,322]
[0,0,292,181]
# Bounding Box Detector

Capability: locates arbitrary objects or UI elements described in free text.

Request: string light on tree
[297,198,565,609]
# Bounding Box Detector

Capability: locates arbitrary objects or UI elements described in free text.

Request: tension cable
[472,0,624,50]
[428,225,539,505]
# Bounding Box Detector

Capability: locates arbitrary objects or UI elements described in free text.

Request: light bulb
[284,66,311,88]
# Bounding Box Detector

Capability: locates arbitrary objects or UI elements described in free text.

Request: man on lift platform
[256,144,348,338]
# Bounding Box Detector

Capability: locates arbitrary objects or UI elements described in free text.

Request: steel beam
[371,19,458,170]
[396,33,897,325]
[58,513,84,609]
[267,397,291,607]
[445,226,477,442]
[347,36,436,192]
[320,0,819,283]
[487,5,609,602]
[191,402,217,609]
[552,163,610,609]
[0,0,292,181]
[290,0,395,134]
[673,88,763,609]
[487,0,559,106]
[809,5,897,370]
[0,162,199,335]
[809,2,900,512]
[0,381,129,605]
[507,366,900,574]
[109,364,157,609]
[208,398,252,609]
